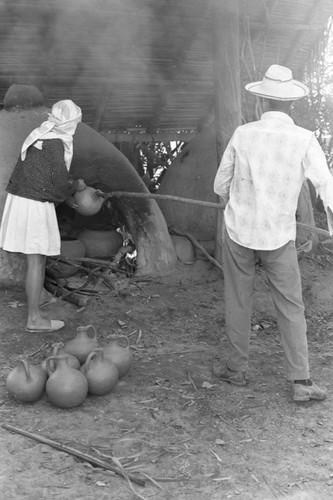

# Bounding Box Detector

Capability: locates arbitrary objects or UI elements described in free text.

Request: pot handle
[18,359,32,381]
[82,348,102,369]
[51,341,65,356]
[77,324,97,339]
[45,354,68,375]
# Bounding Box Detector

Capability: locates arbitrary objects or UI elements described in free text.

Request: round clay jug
[41,342,80,374]
[46,355,88,408]
[47,237,86,278]
[78,229,123,259]
[63,325,99,364]
[171,235,196,263]
[102,336,133,378]
[6,359,46,403]
[81,348,119,395]
[73,186,104,216]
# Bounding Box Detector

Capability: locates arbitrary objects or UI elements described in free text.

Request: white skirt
[0,194,61,255]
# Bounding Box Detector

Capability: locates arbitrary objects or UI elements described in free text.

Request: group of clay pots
[6,325,133,409]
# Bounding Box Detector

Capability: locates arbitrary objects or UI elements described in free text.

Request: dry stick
[170,226,224,275]
[59,255,122,269]
[2,424,145,487]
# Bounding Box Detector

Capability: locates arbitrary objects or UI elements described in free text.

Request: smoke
[0,0,209,125]
[0,1,153,83]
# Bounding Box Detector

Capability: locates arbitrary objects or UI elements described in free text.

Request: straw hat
[245,64,309,101]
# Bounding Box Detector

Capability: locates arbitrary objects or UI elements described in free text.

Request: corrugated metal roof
[0,0,331,135]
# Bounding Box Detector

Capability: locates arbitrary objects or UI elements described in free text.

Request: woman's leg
[25,254,64,332]
[26,254,47,328]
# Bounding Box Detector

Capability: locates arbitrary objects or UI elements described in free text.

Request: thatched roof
[0,0,331,139]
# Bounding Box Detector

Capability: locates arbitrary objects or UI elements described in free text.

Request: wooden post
[212,0,241,264]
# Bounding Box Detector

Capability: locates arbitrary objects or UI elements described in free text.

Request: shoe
[293,381,327,402]
[212,363,247,387]
[25,319,65,333]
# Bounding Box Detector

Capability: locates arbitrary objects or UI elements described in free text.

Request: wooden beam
[100,129,197,143]
[250,22,325,31]
[284,0,329,67]
[212,0,241,263]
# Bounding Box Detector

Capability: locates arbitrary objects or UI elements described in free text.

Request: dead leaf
[202,381,216,389]
[7,301,24,308]
[96,481,107,487]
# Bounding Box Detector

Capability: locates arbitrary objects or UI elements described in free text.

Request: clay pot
[46,355,88,408]
[171,235,196,263]
[63,324,99,364]
[78,229,123,259]
[47,237,86,278]
[103,336,133,378]
[6,359,46,403]
[41,342,80,375]
[81,348,119,395]
[73,186,104,216]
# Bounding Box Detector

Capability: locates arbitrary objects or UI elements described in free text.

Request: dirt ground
[1,246,333,500]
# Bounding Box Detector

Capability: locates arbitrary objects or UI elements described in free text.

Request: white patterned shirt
[214,111,333,250]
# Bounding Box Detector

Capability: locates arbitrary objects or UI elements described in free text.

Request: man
[213,64,333,402]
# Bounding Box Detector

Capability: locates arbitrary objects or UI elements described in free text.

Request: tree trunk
[212,0,241,263]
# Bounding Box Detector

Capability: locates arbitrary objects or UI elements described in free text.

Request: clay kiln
[0,84,177,285]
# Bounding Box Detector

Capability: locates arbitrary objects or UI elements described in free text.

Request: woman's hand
[74,178,86,192]
[65,196,78,210]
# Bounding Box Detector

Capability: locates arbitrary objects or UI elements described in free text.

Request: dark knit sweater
[7,139,74,204]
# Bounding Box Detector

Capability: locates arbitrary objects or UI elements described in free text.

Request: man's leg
[259,241,326,401]
[259,241,309,380]
[219,230,256,374]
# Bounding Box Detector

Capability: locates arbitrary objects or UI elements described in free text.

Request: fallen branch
[296,222,331,238]
[54,255,125,270]
[2,424,145,487]
[44,277,91,307]
[169,227,224,275]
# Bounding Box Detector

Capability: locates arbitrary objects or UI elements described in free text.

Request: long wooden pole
[99,190,332,239]
[100,190,224,209]
[2,424,145,487]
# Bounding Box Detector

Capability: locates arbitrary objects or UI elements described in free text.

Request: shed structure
[0,0,331,282]
[0,0,331,139]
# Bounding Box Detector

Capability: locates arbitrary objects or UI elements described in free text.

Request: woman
[0,99,85,333]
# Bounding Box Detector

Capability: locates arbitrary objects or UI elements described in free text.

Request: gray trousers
[223,229,309,380]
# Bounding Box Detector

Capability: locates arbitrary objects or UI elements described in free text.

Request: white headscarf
[21,99,82,169]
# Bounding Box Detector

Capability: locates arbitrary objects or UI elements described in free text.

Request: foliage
[292,18,333,172]
[134,140,184,192]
